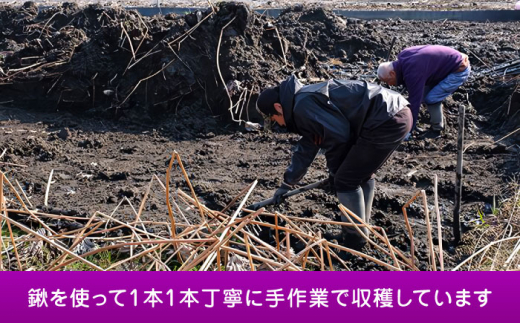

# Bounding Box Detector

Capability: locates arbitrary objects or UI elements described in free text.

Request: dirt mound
[1,3,519,139]
[0,2,337,121]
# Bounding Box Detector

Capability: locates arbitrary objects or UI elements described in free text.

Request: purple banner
[0,272,517,322]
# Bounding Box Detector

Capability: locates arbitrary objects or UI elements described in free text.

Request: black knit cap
[256,86,280,116]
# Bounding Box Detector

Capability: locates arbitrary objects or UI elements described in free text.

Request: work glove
[326,172,336,194]
[273,182,294,204]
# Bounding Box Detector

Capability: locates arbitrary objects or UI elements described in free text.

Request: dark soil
[1,2,519,270]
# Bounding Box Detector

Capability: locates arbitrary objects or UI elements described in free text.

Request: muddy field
[1,2,519,270]
[1,1,517,10]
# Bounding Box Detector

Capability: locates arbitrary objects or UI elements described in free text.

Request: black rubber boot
[337,187,366,251]
[427,102,445,131]
[361,178,375,228]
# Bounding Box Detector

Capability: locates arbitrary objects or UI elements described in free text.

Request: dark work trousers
[334,107,412,192]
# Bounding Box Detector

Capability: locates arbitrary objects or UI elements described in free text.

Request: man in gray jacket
[256,75,412,250]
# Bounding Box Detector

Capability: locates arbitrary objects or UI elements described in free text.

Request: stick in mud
[385,36,397,62]
[454,104,465,244]
[44,169,54,207]
[421,190,436,271]
[434,175,445,271]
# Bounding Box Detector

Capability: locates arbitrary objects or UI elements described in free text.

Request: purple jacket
[393,45,462,127]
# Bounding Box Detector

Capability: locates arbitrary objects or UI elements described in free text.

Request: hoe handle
[247,179,329,210]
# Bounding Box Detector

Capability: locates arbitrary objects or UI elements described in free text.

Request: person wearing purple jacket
[377,45,471,138]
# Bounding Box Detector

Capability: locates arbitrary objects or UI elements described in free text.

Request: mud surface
[1,2,519,270]
[0,1,517,10]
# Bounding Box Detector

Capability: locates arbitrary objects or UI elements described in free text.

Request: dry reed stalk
[52,238,216,271]
[198,180,258,271]
[275,212,280,253]
[233,234,272,261]
[278,238,327,271]
[172,152,207,223]
[106,244,165,271]
[216,247,221,271]
[3,175,58,236]
[126,198,171,269]
[57,235,137,241]
[46,220,104,270]
[6,209,94,221]
[339,205,406,270]
[221,183,254,214]
[176,223,210,240]
[318,232,325,271]
[490,189,520,270]
[364,225,415,269]
[378,226,401,270]
[285,226,291,258]
[220,246,286,269]
[324,241,334,271]
[0,212,103,271]
[274,213,323,261]
[328,247,350,271]
[434,175,444,271]
[39,11,59,37]
[325,240,400,271]
[302,250,310,270]
[138,258,154,271]
[273,26,287,66]
[216,16,241,122]
[197,195,248,236]
[165,153,178,238]
[223,240,230,269]
[118,57,178,107]
[73,223,130,238]
[161,241,197,269]
[123,197,167,267]
[130,178,153,256]
[0,162,27,168]
[120,22,136,60]
[504,191,520,270]
[133,13,149,57]
[421,190,437,271]
[2,173,22,271]
[505,240,520,270]
[165,234,213,268]
[15,179,33,209]
[136,177,153,223]
[402,190,422,268]
[44,169,54,207]
[168,11,215,47]
[290,225,348,269]
[182,205,262,271]
[66,214,99,247]
[121,12,163,73]
[233,87,247,115]
[242,209,358,227]
[171,195,197,229]
[245,220,313,239]
[177,191,221,224]
[244,233,255,271]
[243,230,301,271]
[453,236,520,271]
[95,211,170,241]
